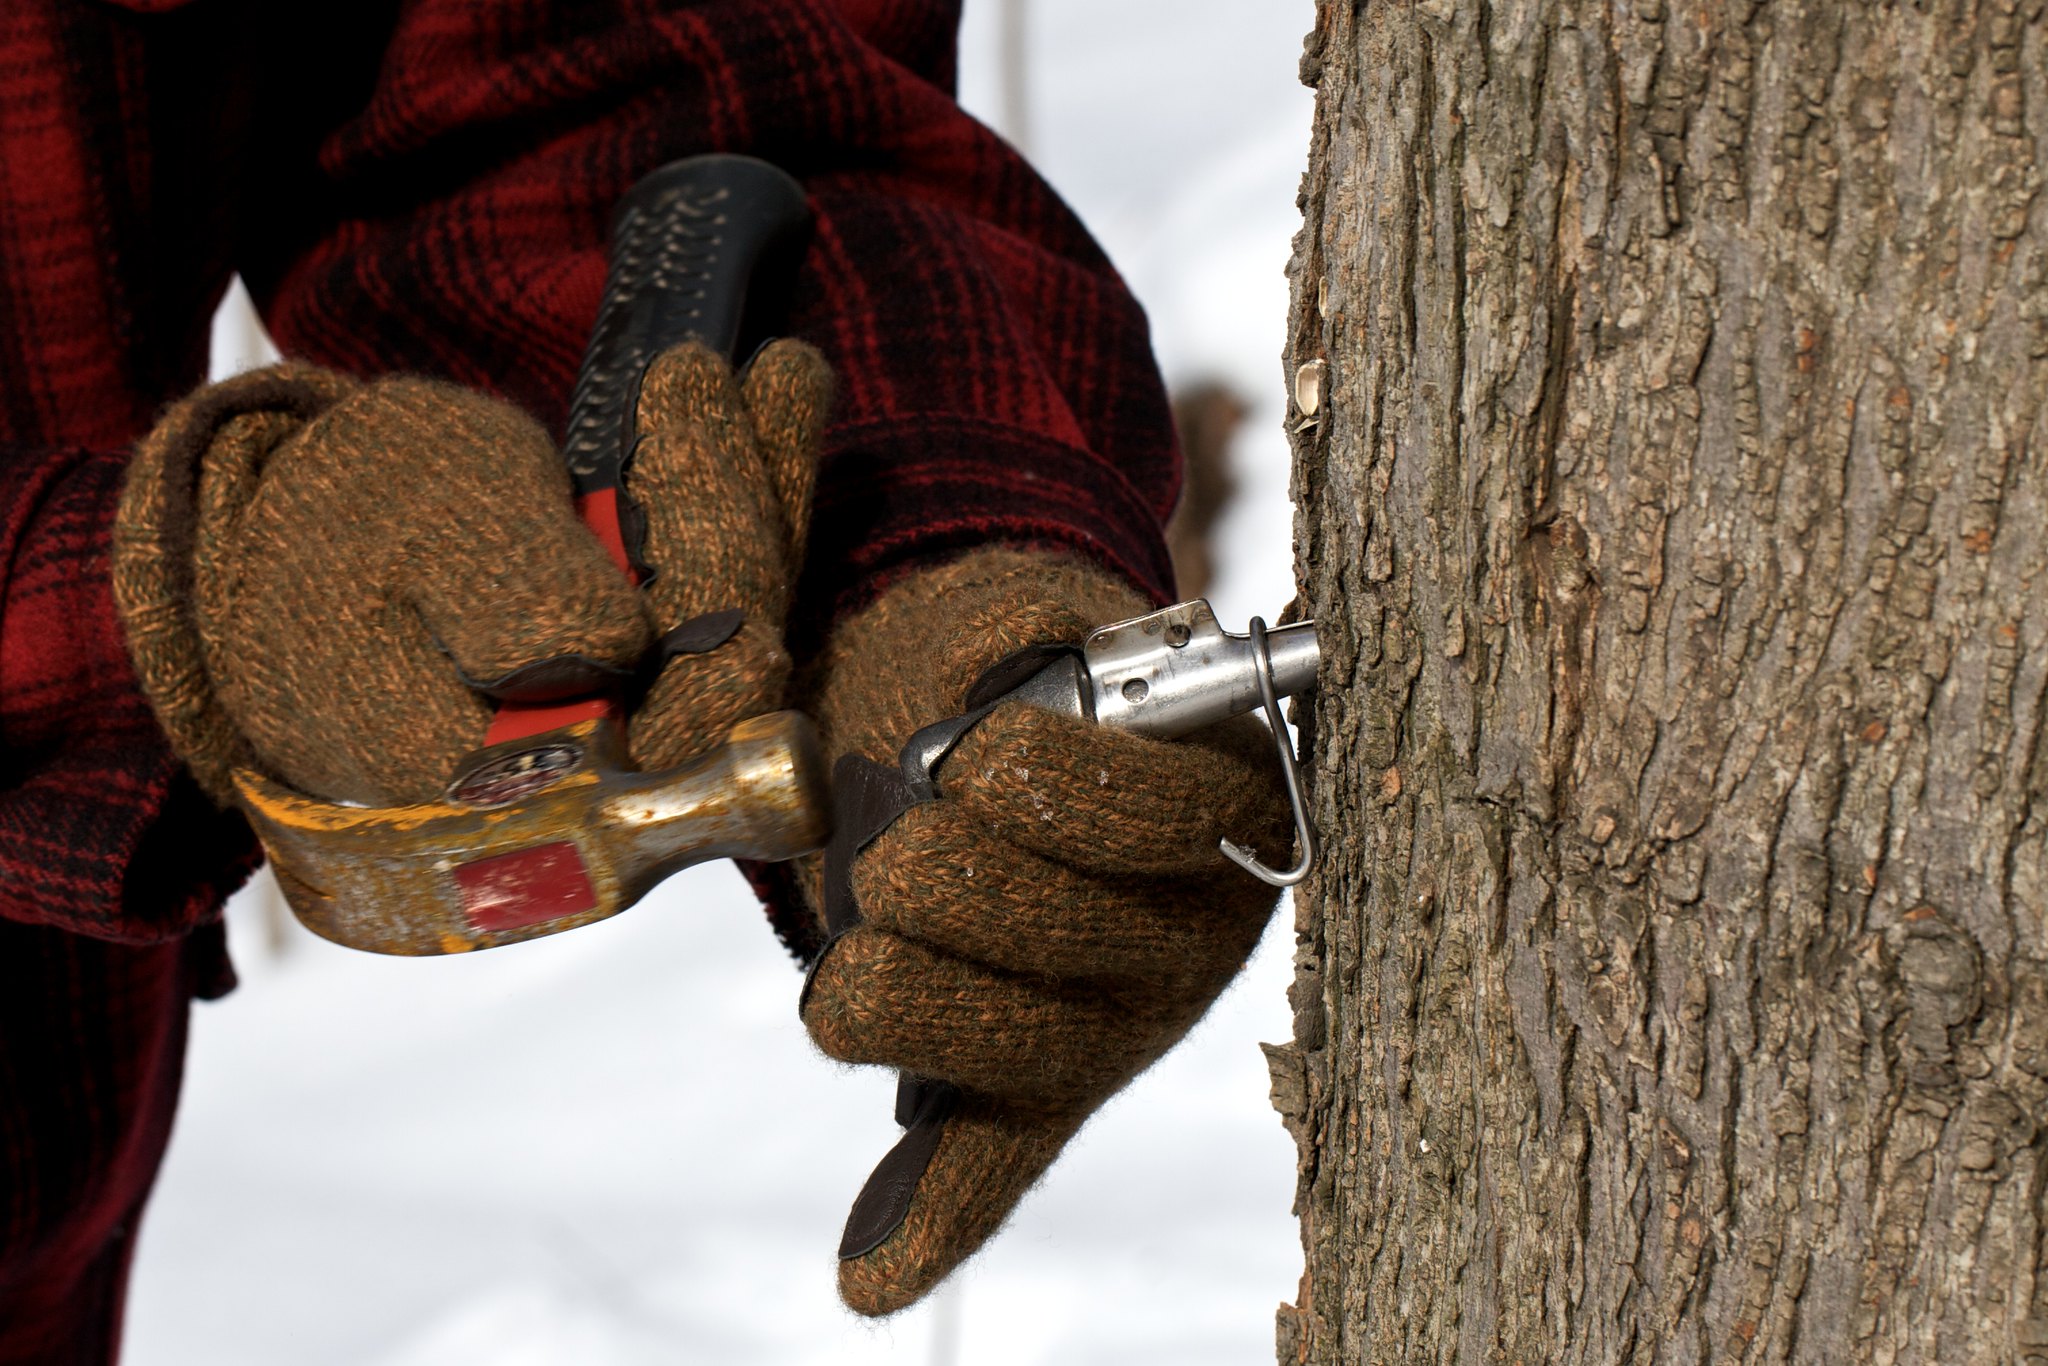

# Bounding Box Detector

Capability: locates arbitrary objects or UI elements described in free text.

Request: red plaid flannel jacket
[0,1,1177,1356]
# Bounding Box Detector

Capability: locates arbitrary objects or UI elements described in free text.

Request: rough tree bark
[1267,0,2048,1360]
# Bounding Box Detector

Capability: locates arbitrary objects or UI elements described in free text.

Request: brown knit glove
[798,548,1293,1316]
[114,341,831,808]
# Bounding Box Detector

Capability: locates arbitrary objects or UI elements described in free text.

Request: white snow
[124,5,1316,1362]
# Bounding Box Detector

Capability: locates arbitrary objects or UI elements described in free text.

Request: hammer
[235,155,829,956]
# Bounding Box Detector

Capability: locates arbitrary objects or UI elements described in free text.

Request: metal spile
[912,599,1322,886]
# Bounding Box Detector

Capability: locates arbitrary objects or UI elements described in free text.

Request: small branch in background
[262,875,292,959]
[1167,381,1249,600]
[929,1280,962,1366]
[999,0,1033,155]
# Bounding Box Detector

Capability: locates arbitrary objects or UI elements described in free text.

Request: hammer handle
[487,155,812,745]
[563,155,813,505]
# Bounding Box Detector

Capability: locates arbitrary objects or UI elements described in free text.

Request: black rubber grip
[561,155,811,498]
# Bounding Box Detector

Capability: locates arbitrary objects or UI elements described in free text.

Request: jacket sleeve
[243,0,1182,640]
[0,446,256,940]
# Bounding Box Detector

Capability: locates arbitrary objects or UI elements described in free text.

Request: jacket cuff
[791,415,1175,654]
[0,446,258,942]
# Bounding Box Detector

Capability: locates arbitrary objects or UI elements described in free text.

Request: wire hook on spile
[1219,616,1318,887]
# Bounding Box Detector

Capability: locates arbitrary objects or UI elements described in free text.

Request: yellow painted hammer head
[235,711,827,955]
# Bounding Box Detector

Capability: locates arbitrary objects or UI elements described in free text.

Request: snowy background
[124,4,1316,1362]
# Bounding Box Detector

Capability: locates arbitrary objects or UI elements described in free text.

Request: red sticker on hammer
[454,841,598,932]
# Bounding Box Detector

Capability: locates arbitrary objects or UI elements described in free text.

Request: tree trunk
[1269,0,2048,1360]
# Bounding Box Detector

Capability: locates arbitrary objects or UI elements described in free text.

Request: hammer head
[235,710,828,955]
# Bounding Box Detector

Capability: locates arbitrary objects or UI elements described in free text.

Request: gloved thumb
[834,1085,1084,1316]
[623,337,833,772]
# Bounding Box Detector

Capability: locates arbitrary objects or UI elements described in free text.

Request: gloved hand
[113,340,831,807]
[798,548,1293,1315]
